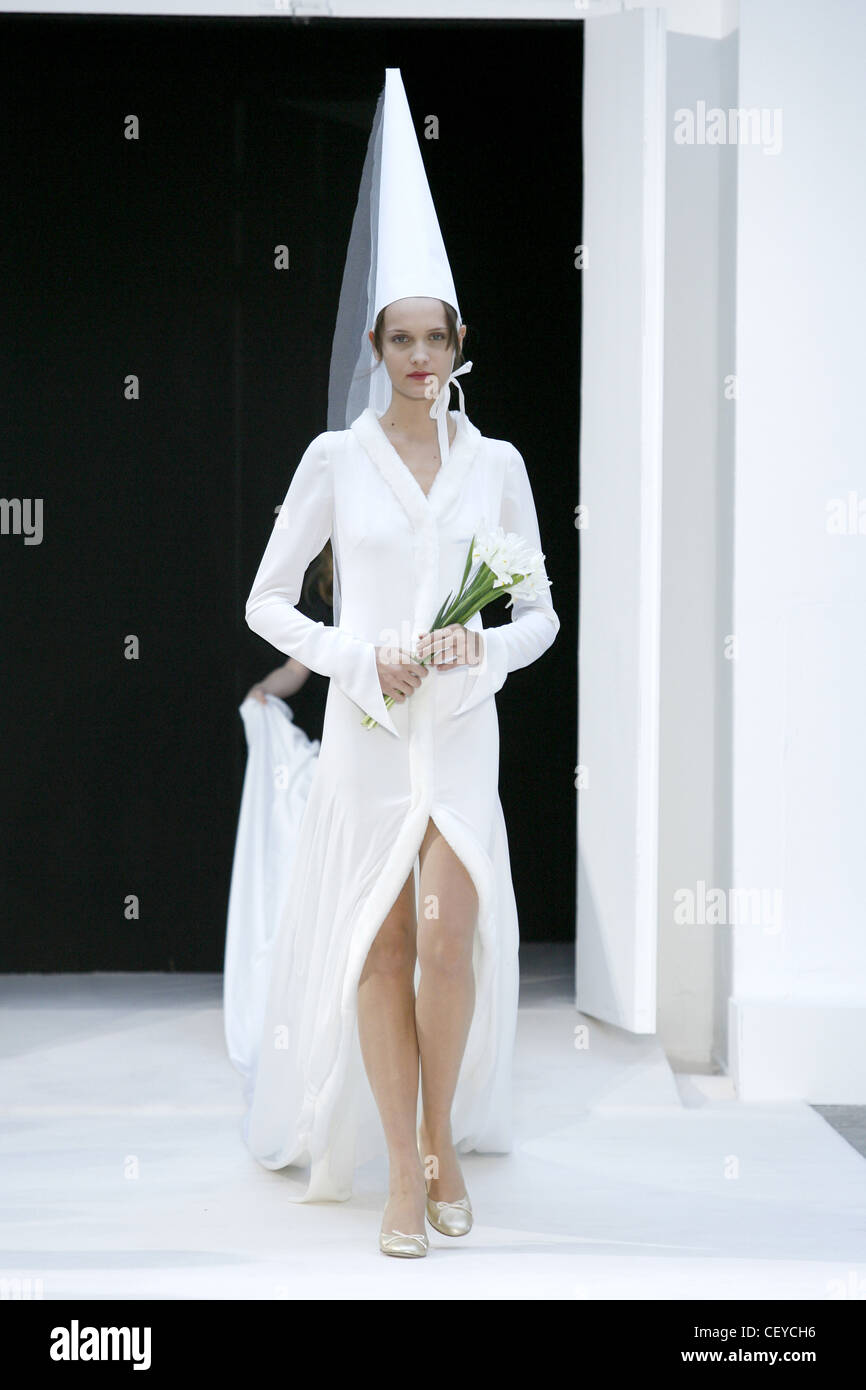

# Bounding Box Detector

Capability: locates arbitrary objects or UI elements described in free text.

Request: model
[240,70,560,1258]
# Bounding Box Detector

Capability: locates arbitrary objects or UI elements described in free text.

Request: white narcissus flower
[507,550,550,606]
[505,564,553,608]
[471,527,517,587]
[471,527,551,605]
[470,527,509,581]
[502,535,538,578]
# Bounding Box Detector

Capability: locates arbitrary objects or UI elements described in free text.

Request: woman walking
[241,70,559,1258]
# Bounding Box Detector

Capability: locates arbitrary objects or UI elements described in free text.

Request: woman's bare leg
[357,868,426,1235]
[415,816,478,1202]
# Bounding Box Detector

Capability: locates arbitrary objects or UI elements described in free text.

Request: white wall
[657,26,738,1069]
[658,0,866,1097]
[729,0,866,1098]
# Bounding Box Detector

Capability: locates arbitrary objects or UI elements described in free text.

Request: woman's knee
[416,915,475,977]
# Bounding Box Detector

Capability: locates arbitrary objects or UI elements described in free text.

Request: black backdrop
[1,14,582,970]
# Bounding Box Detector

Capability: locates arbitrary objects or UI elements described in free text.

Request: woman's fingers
[417,624,472,668]
[375,623,481,699]
[393,651,428,697]
[375,644,429,700]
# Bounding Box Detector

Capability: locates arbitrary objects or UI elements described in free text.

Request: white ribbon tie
[428,359,473,465]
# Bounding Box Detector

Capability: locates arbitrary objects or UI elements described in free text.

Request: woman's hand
[416,624,484,670]
[375,644,430,703]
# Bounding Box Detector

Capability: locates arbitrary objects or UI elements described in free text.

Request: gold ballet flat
[379,1226,429,1258]
[425,1193,473,1238]
[417,1130,473,1237]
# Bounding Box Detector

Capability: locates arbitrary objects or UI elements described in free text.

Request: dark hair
[303,542,333,608]
[369,300,465,371]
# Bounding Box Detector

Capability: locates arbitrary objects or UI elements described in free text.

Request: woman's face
[370,297,466,405]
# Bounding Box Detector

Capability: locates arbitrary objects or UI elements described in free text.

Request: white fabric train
[223,694,320,1095]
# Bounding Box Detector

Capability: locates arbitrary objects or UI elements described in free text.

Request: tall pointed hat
[328,68,472,465]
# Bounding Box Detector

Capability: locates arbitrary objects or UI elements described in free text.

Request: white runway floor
[2,948,865,1301]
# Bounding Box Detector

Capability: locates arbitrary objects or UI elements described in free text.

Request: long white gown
[240,404,560,1201]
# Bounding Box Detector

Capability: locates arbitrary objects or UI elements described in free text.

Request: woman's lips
[407,371,431,378]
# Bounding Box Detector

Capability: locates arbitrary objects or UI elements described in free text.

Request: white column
[729,0,866,1099]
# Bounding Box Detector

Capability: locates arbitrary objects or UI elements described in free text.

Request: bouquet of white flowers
[362,525,551,730]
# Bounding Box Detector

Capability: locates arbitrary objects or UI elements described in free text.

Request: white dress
[240,404,560,1201]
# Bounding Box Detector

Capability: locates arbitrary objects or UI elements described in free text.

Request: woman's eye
[389,333,446,344]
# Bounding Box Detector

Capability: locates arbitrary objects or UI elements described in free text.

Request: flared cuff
[449,610,559,720]
[333,631,400,737]
[245,602,400,738]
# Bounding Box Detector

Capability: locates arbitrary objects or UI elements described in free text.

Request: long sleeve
[245,433,399,737]
[452,444,560,718]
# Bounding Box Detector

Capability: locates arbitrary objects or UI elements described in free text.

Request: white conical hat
[328,67,472,466]
[372,68,460,325]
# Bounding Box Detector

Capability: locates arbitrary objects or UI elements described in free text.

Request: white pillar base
[729,999,866,1102]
